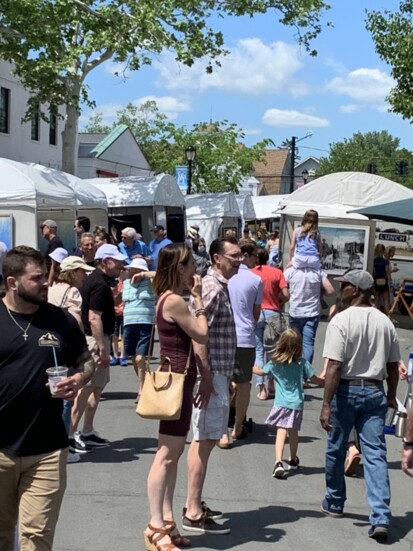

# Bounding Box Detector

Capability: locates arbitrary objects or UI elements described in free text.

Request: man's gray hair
[121,227,137,239]
[81,232,95,241]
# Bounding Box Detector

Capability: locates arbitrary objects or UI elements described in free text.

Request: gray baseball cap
[334,269,374,290]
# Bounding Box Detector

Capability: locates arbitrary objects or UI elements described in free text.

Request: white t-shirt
[323,306,400,380]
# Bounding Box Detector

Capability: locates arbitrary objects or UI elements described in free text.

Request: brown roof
[253,149,291,195]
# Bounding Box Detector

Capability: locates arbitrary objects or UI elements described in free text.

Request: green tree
[83,112,111,134]
[0,0,330,174]
[316,130,413,188]
[366,2,413,121]
[85,108,274,192]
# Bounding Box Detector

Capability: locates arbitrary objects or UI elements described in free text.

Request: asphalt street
[54,317,413,551]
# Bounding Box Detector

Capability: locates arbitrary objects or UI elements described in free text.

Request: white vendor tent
[251,195,288,221]
[83,174,186,243]
[0,157,77,249]
[84,174,185,208]
[280,171,413,211]
[186,193,241,248]
[235,194,255,228]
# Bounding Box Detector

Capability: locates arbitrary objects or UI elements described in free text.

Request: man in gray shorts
[70,244,127,453]
[227,240,262,441]
[183,237,240,535]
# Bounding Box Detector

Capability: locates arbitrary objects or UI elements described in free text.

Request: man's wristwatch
[402,440,413,449]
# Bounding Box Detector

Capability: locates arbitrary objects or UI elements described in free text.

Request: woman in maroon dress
[144,244,208,551]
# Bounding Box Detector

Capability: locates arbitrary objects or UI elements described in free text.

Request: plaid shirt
[190,268,237,377]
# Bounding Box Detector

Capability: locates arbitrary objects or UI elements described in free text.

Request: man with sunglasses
[320,269,400,541]
[183,236,240,535]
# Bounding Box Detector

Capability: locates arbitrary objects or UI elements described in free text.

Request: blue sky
[80,1,412,160]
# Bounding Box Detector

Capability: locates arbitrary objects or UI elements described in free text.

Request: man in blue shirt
[148,225,172,269]
[118,227,152,266]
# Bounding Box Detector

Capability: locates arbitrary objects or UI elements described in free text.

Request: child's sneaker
[287,456,300,470]
[272,461,285,478]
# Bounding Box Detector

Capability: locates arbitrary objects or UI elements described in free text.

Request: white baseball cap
[94,244,127,262]
[49,247,68,264]
[125,258,149,271]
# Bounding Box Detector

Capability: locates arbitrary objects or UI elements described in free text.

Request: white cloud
[242,128,262,136]
[134,95,191,119]
[262,108,330,128]
[325,68,393,108]
[104,62,131,79]
[339,104,360,114]
[153,38,306,96]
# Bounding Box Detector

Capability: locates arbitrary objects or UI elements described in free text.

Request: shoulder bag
[136,325,191,420]
[263,311,288,354]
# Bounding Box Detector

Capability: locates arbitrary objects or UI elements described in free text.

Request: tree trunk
[61,91,80,175]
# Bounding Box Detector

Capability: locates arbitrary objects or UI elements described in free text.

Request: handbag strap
[60,285,72,308]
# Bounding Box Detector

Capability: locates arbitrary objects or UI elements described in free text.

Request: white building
[0,60,63,169]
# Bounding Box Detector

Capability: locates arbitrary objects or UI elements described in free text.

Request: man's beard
[17,285,47,305]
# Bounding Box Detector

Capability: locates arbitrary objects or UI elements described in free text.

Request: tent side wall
[0,207,37,248]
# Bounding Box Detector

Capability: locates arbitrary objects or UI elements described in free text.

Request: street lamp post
[185,145,196,195]
[302,169,309,185]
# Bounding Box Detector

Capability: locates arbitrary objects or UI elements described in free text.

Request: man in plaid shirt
[183,236,241,535]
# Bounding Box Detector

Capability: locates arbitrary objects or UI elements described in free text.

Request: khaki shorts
[86,335,111,388]
[191,372,230,441]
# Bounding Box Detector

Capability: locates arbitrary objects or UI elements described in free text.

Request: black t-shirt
[0,301,87,456]
[81,268,115,336]
[45,235,65,270]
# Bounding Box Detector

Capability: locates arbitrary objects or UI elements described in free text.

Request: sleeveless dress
[157,293,198,437]
[292,227,321,269]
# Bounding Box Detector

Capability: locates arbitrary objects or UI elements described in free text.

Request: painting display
[0,215,13,249]
[318,224,369,275]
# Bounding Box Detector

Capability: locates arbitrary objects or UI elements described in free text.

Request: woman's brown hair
[271,328,303,364]
[152,243,192,296]
[300,209,319,239]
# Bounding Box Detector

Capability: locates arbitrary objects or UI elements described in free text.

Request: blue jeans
[324,382,390,526]
[254,309,277,386]
[289,315,319,363]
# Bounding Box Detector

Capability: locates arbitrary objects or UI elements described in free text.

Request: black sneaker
[272,461,285,478]
[287,456,300,471]
[320,499,344,518]
[368,524,388,540]
[182,513,230,535]
[69,432,93,454]
[80,431,109,448]
[182,501,223,521]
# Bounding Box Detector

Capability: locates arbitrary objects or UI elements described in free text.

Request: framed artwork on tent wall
[318,223,369,275]
[0,215,13,249]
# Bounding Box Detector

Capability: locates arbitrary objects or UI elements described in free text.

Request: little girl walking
[254,328,323,478]
[289,209,322,269]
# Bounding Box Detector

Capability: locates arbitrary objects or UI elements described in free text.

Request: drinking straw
[52,347,59,370]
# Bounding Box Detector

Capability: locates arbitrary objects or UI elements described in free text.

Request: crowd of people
[0,210,412,551]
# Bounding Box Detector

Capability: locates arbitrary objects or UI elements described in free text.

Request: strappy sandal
[143,524,181,551]
[163,520,191,547]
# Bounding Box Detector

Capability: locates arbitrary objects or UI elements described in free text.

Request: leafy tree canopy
[85,101,274,192]
[366,1,413,121]
[0,0,330,173]
[316,130,413,188]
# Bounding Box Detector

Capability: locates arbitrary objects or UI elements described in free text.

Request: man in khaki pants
[0,246,94,550]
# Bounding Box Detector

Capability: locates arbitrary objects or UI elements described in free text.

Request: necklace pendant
[23,332,28,341]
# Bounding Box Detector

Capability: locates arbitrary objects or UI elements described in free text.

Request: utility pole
[288,131,312,194]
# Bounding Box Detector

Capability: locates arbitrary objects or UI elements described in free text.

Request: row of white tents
[2,157,413,256]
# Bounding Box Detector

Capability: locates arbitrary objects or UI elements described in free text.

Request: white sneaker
[67,452,81,463]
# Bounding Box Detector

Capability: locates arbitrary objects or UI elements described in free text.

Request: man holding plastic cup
[0,246,95,551]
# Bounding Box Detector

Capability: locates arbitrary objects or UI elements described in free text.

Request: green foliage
[85,103,274,192]
[0,0,330,173]
[316,130,413,188]
[366,2,413,121]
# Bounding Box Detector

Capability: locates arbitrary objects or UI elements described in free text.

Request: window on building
[49,111,57,145]
[31,105,40,141]
[0,87,10,134]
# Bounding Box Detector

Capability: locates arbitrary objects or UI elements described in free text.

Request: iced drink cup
[46,367,68,396]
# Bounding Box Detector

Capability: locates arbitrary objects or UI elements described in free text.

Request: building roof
[78,133,108,145]
[88,124,129,158]
[252,149,290,195]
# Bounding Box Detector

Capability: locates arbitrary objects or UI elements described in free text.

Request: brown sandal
[143,524,180,551]
[163,520,191,547]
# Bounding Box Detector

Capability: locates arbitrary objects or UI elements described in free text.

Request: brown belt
[340,378,382,387]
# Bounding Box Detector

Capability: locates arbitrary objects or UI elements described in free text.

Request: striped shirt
[122,278,155,326]
[190,268,237,377]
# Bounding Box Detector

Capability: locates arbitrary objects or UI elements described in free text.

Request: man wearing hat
[148,225,172,270]
[320,269,400,541]
[71,244,127,449]
[40,219,64,272]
